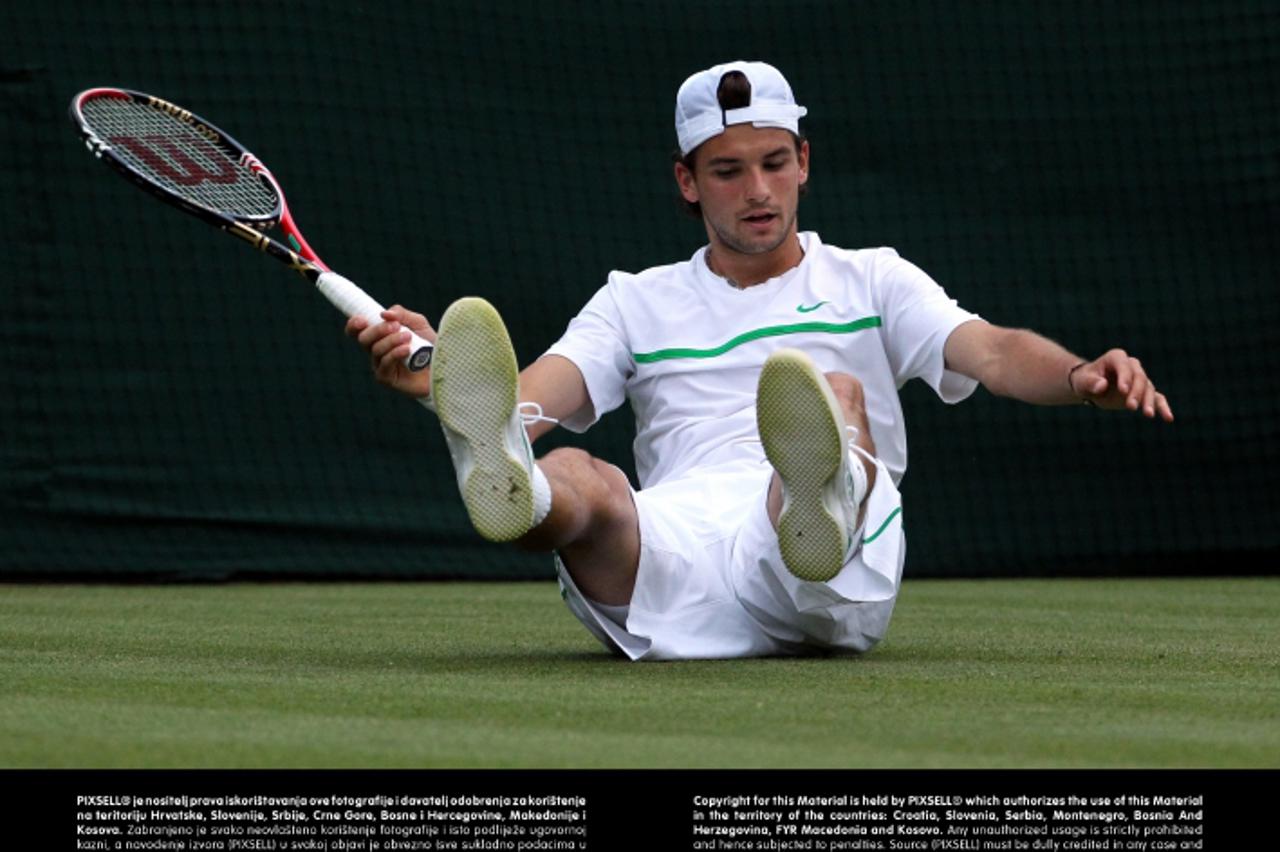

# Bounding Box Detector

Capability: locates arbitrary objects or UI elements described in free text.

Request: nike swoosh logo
[796,301,830,313]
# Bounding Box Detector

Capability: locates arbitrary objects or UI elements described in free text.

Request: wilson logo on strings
[110,135,240,186]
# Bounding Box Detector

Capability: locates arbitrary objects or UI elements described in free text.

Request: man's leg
[432,298,639,607]
[757,349,877,582]
[518,448,639,606]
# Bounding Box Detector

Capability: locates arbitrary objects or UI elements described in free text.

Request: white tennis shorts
[556,454,905,661]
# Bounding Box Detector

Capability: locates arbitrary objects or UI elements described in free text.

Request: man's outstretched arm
[943,319,1174,421]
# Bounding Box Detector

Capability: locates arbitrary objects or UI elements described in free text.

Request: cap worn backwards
[675,60,807,156]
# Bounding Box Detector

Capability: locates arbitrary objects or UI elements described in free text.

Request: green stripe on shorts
[863,507,902,545]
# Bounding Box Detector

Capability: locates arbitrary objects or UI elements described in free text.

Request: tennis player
[346,61,1173,661]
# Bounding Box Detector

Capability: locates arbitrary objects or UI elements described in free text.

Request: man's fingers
[375,342,412,378]
[1129,361,1153,411]
[1070,361,1107,399]
[1081,350,1173,422]
[369,325,410,361]
[1107,350,1134,395]
[357,320,401,351]
[1140,380,1157,417]
[345,316,368,338]
[1125,370,1147,411]
[384,306,436,341]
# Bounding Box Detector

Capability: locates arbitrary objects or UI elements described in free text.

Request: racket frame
[69,87,326,279]
[69,87,433,370]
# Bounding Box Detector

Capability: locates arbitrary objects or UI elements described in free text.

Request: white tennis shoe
[757,349,870,582]
[431,297,552,542]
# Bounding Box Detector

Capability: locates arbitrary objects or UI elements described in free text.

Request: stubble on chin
[711,209,795,256]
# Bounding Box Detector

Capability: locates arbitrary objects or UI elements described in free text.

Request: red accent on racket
[69,87,432,371]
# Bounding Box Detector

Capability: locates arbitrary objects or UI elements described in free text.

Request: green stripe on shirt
[633,316,882,363]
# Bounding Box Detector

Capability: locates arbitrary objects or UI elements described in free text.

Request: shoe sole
[757,349,847,582]
[432,297,534,542]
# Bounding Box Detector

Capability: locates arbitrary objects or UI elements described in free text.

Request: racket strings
[82,97,279,220]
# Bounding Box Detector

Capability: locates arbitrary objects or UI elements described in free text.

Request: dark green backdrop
[3,1,1276,579]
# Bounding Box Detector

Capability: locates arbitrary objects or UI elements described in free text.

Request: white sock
[847,448,870,507]
[845,426,872,507]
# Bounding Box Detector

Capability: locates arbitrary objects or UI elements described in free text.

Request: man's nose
[744,167,771,204]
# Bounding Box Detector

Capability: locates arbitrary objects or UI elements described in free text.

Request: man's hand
[345,305,436,399]
[1070,349,1174,421]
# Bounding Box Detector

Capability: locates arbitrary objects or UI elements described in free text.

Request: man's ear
[797,139,810,187]
[674,160,699,204]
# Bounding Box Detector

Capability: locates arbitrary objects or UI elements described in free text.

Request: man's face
[676,124,809,258]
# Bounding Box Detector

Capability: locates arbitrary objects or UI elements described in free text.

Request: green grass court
[2,578,1276,769]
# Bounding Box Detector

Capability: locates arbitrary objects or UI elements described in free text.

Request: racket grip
[316,271,434,371]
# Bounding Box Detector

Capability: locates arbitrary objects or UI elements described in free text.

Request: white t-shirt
[544,231,980,489]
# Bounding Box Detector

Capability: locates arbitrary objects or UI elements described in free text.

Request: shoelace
[518,401,559,428]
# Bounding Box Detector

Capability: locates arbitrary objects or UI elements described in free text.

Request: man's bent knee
[535,451,639,607]
[822,371,878,494]
[517,448,634,551]
[824,371,865,409]
[537,446,594,476]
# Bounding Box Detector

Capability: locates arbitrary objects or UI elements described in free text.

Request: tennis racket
[69,87,433,371]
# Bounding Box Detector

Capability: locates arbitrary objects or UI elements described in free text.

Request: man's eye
[764,161,785,171]
[714,169,739,179]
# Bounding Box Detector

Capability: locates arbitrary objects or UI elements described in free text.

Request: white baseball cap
[675,60,807,156]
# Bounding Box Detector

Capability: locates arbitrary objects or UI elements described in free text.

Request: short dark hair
[673,70,807,219]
